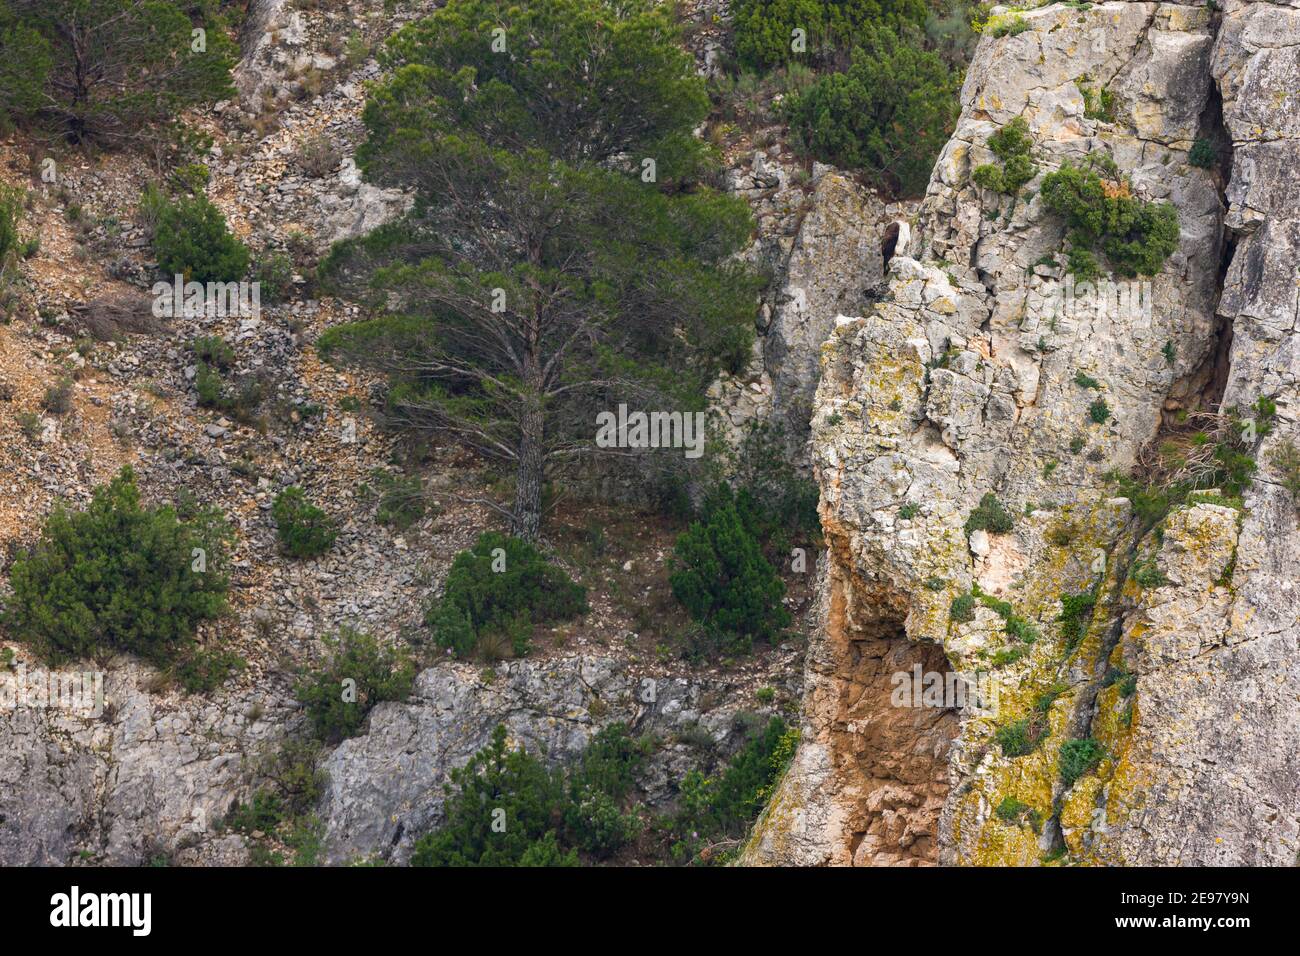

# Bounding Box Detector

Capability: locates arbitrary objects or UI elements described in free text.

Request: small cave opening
[825,570,961,866]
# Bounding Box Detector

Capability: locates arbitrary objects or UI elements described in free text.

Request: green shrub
[1058,737,1106,787]
[1129,558,1167,589]
[1057,591,1097,650]
[972,116,1037,195]
[153,194,249,283]
[723,420,821,544]
[272,487,337,559]
[1041,158,1179,277]
[987,14,1030,37]
[1088,397,1111,424]
[669,485,791,654]
[3,466,230,666]
[253,251,294,304]
[295,628,415,743]
[965,492,1015,535]
[667,716,797,864]
[782,24,960,197]
[1188,137,1215,169]
[411,721,647,866]
[1080,82,1116,121]
[41,377,73,415]
[427,531,587,658]
[1074,371,1101,390]
[0,184,22,267]
[994,718,1039,757]
[191,336,235,370]
[730,0,928,70]
[1103,665,1138,698]
[950,593,976,623]
[1270,438,1300,508]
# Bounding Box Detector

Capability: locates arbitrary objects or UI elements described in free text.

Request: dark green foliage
[1074,371,1101,390]
[971,116,1037,195]
[1040,159,1179,277]
[667,716,797,863]
[0,185,23,268]
[1188,137,1215,169]
[0,0,236,147]
[669,485,791,654]
[950,593,976,623]
[226,790,285,835]
[1080,82,1116,121]
[1058,737,1106,787]
[1088,397,1111,424]
[995,718,1039,757]
[898,503,920,519]
[295,628,415,743]
[253,252,294,304]
[410,722,648,866]
[782,24,961,197]
[965,492,1015,535]
[153,194,250,284]
[722,420,821,544]
[272,487,337,559]
[995,795,1033,824]
[3,466,229,666]
[1057,591,1097,651]
[321,0,760,539]
[1129,558,1167,589]
[191,336,234,370]
[730,0,928,70]
[427,532,587,658]
[1103,665,1138,698]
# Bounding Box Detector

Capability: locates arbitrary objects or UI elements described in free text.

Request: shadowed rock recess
[744,0,1299,866]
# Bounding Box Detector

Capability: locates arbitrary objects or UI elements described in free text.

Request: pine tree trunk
[512,386,544,542]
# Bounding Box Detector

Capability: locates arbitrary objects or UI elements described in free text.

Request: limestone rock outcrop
[747,0,1299,867]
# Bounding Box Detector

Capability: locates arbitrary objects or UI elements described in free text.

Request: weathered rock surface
[320,654,789,863]
[747,0,1299,866]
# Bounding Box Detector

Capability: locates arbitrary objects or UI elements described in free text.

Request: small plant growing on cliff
[1270,438,1300,508]
[1129,557,1168,589]
[986,13,1030,37]
[1058,737,1107,787]
[427,531,587,659]
[965,493,1015,535]
[295,628,415,743]
[1088,397,1112,424]
[272,486,337,559]
[1057,590,1097,651]
[1189,137,1216,169]
[1040,156,1180,277]
[994,718,1040,757]
[971,116,1036,196]
[3,466,230,666]
[950,593,976,624]
[1080,81,1116,122]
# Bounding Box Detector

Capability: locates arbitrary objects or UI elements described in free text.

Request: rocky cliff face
[746,0,1299,866]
